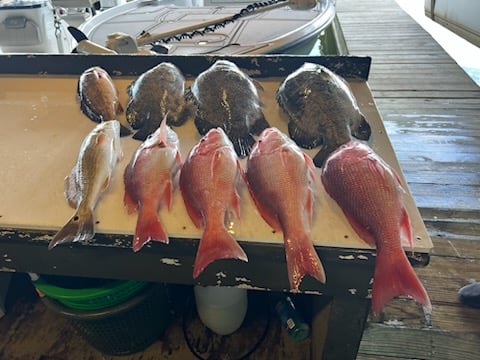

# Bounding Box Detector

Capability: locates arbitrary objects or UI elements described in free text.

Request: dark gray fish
[126,62,193,140]
[77,66,132,136]
[187,59,269,158]
[276,62,371,167]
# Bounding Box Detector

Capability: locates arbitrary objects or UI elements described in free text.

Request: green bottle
[275,295,310,341]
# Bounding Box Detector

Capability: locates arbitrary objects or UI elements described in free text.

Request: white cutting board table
[0,54,432,291]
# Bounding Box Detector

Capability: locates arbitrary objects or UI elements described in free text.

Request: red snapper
[179,128,248,278]
[124,116,182,252]
[321,140,431,315]
[246,127,326,291]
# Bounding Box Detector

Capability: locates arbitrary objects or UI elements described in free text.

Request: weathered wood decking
[335,0,480,358]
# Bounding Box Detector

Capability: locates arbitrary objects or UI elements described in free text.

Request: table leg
[316,296,370,360]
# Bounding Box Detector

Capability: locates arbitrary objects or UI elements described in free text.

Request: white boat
[0,0,339,55]
[78,0,337,55]
[424,0,480,47]
[0,0,72,53]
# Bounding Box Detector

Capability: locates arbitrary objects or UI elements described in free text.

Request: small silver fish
[276,62,371,167]
[49,120,122,249]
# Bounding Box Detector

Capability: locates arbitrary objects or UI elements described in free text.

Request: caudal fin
[133,210,169,252]
[193,226,248,279]
[48,209,95,250]
[284,233,326,291]
[372,249,431,315]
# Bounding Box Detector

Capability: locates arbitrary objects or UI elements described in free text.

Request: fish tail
[133,209,169,252]
[230,133,256,158]
[193,225,248,279]
[48,208,95,250]
[372,249,431,315]
[352,113,371,141]
[284,233,326,291]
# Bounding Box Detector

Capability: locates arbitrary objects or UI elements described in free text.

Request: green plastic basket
[34,276,149,311]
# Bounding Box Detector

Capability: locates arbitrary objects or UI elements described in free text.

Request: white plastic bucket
[194,286,248,335]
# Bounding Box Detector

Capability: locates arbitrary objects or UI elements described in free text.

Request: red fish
[179,128,248,278]
[246,127,326,291]
[124,116,182,252]
[321,140,431,315]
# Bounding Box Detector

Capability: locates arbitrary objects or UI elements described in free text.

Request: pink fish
[179,128,248,278]
[321,140,431,315]
[246,127,326,291]
[124,116,182,252]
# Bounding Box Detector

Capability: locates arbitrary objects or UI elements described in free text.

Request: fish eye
[147,134,153,139]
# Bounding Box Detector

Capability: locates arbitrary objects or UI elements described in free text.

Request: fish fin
[101,176,111,192]
[167,104,193,127]
[400,206,414,251]
[288,121,323,150]
[96,132,107,146]
[252,78,265,93]
[132,208,168,252]
[193,225,248,278]
[304,153,319,192]
[79,97,103,123]
[116,101,124,115]
[305,190,314,230]
[164,180,174,211]
[229,189,241,220]
[284,232,326,291]
[123,188,137,215]
[230,133,256,158]
[175,151,183,167]
[133,122,158,141]
[64,172,80,209]
[345,211,376,247]
[48,208,95,249]
[352,113,371,141]
[249,193,282,232]
[237,160,248,187]
[117,117,133,137]
[249,112,270,136]
[184,86,195,104]
[371,248,431,316]
[179,102,196,125]
[194,116,214,136]
[181,193,203,228]
[313,147,331,168]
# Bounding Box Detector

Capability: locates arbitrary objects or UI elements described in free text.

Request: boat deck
[0,0,479,359]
